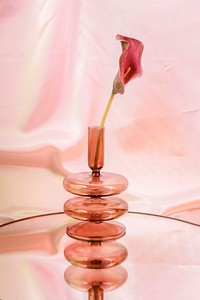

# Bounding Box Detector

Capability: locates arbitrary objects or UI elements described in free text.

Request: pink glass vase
[63,126,129,300]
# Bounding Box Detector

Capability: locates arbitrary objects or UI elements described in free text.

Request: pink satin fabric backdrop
[1,1,200,299]
[0,2,200,217]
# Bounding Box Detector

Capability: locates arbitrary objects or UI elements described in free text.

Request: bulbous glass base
[64,265,128,292]
[63,172,129,197]
[64,241,128,269]
[66,220,126,242]
[63,196,128,221]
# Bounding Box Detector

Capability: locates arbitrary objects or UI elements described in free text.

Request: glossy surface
[63,196,128,221]
[0,212,67,254]
[1,212,200,299]
[63,172,129,197]
[88,285,104,300]
[66,220,126,242]
[64,241,128,269]
[64,265,128,292]
[88,126,104,176]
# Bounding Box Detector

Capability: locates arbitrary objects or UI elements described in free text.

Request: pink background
[1,0,200,221]
[1,1,200,299]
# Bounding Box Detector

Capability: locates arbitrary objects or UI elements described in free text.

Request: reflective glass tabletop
[0,211,200,300]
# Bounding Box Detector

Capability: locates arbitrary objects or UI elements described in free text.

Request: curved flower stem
[93,91,115,174]
[100,92,115,128]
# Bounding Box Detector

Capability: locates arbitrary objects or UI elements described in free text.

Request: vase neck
[88,126,104,177]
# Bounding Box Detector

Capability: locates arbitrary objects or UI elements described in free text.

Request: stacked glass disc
[63,127,129,299]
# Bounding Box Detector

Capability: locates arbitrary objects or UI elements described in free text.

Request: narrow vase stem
[88,127,104,176]
[88,285,104,300]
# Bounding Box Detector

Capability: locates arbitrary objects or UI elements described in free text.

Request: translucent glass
[64,241,128,268]
[63,172,128,197]
[63,126,129,197]
[1,212,200,299]
[63,196,128,221]
[64,265,128,292]
[88,126,104,177]
[88,285,104,300]
[66,220,126,242]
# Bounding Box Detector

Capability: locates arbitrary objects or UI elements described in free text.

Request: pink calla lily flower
[100,34,144,128]
[95,34,144,168]
[113,34,144,94]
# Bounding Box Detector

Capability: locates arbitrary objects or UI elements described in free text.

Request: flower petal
[113,34,144,94]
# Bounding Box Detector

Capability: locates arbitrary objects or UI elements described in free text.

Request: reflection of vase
[63,126,129,299]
